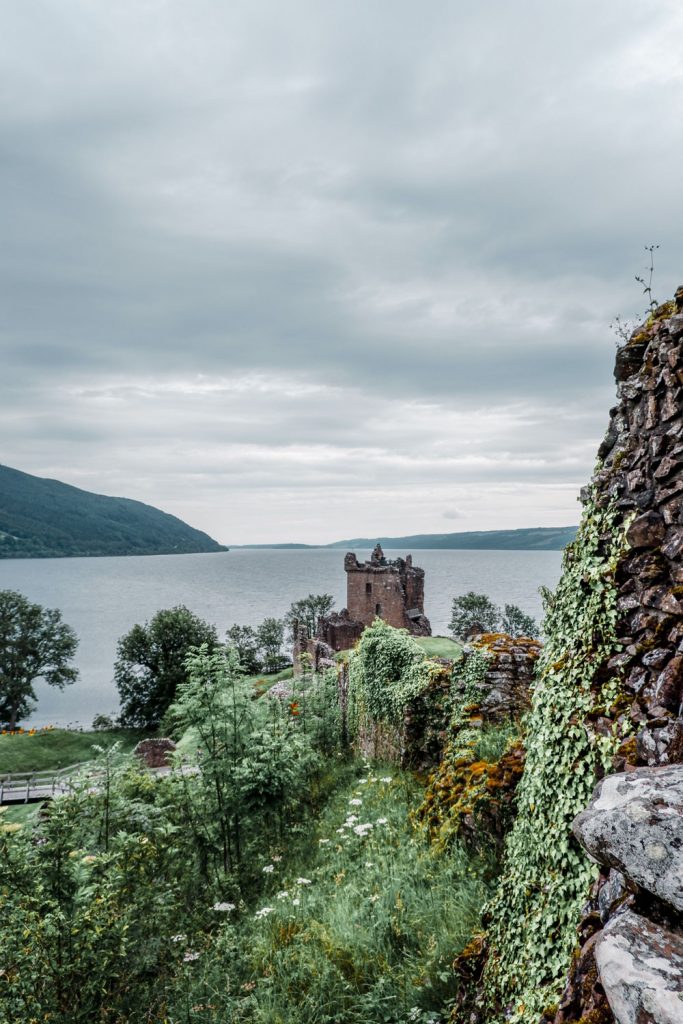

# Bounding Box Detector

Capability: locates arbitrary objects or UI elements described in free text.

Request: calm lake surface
[0,548,563,728]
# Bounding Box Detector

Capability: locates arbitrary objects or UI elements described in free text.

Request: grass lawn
[0,728,147,775]
[415,634,462,659]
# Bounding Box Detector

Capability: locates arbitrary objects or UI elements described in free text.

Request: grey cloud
[1,1,682,541]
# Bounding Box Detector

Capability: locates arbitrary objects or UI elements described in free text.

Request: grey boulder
[572,764,683,911]
[594,910,683,1024]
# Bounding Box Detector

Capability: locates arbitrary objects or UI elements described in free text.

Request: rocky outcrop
[134,737,176,768]
[573,765,683,913]
[594,911,683,1024]
[459,633,541,721]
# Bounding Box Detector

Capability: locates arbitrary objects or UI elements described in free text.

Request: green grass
[183,763,490,1022]
[1,802,43,826]
[249,666,294,697]
[415,635,462,659]
[0,728,146,774]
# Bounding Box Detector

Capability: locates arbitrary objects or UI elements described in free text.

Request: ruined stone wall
[344,545,431,636]
[545,289,683,1024]
[451,289,683,1024]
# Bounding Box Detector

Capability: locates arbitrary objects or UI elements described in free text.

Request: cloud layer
[2,1,683,543]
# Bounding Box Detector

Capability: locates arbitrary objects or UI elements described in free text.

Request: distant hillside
[0,464,228,559]
[236,526,577,551]
[328,526,577,550]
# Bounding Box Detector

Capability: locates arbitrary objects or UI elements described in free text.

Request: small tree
[114,606,218,728]
[0,590,78,728]
[284,594,335,640]
[449,592,500,640]
[501,603,539,638]
[256,617,286,673]
[226,624,261,674]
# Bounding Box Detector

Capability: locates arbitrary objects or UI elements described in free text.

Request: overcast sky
[2,1,683,544]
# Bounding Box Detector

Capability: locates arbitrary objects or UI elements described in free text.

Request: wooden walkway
[0,762,91,804]
[0,762,191,805]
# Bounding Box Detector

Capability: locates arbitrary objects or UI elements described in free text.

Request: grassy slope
[0,728,146,773]
[187,764,490,1022]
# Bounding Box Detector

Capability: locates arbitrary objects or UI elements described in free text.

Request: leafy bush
[115,605,218,728]
[449,593,538,641]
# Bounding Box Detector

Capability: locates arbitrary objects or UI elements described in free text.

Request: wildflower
[292,898,300,906]
[276,891,289,900]
[171,934,187,943]
[349,798,362,806]
[353,823,373,836]
[255,907,274,919]
[81,855,97,864]
[359,778,368,784]
[365,862,374,868]
[183,950,201,962]
[376,817,388,825]
[296,877,312,885]
[262,864,275,874]
[272,854,282,862]
[369,893,380,903]
[336,827,346,834]
[212,902,236,912]
[346,814,359,823]
[380,777,392,783]
[318,838,330,845]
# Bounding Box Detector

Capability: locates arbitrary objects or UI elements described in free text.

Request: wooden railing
[0,762,91,804]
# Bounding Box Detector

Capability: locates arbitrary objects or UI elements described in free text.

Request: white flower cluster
[212,902,236,912]
[353,822,373,837]
[349,798,363,806]
[262,864,275,874]
[255,906,273,919]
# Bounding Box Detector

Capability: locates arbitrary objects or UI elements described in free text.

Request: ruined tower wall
[345,562,412,630]
[343,547,431,636]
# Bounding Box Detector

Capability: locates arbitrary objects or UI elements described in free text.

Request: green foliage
[449,593,500,639]
[255,616,287,672]
[115,605,218,728]
[500,604,539,639]
[0,590,78,728]
[348,619,436,727]
[284,593,335,640]
[226,623,262,674]
[449,595,539,642]
[0,462,227,559]
[479,495,632,1023]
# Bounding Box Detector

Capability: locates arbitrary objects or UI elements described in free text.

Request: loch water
[0,548,563,727]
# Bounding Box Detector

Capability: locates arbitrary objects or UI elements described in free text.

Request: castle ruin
[294,544,431,668]
[343,544,431,636]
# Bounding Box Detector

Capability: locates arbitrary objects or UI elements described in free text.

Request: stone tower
[343,544,431,636]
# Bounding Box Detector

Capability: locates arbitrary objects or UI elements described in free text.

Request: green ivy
[347,619,437,730]
[477,493,632,1023]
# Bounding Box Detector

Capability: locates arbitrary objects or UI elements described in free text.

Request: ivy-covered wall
[454,289,683,1024]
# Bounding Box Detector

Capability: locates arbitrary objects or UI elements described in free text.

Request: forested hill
[327,526,577,550]
[0,464,228,559]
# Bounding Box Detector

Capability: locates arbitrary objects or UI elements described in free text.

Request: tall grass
[173,761,490,1023]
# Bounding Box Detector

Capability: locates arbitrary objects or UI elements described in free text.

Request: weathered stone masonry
[547,288,683,1024]
[344,544,431,636]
